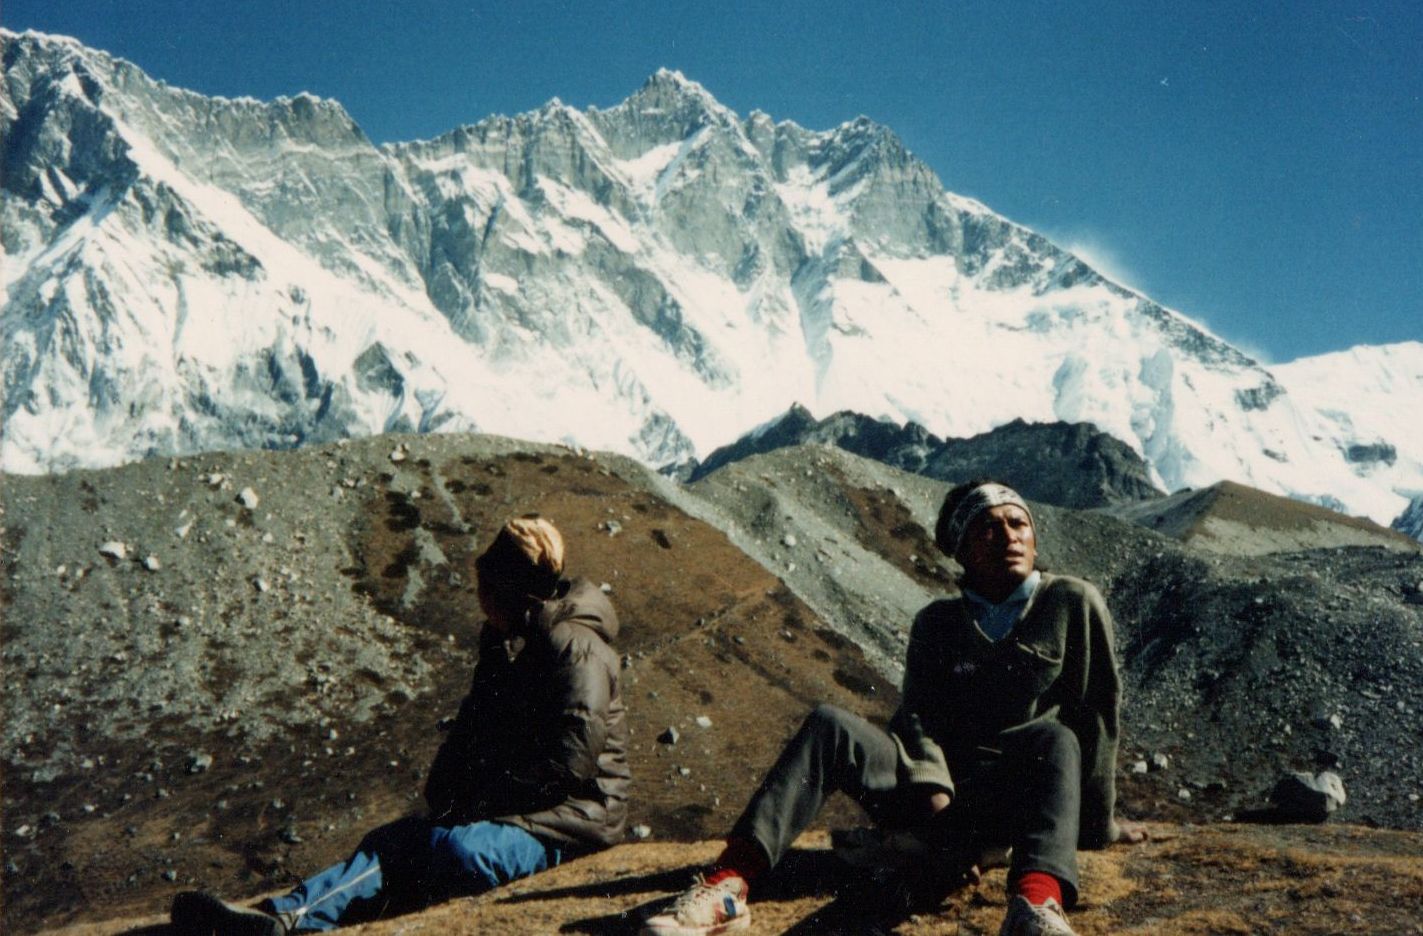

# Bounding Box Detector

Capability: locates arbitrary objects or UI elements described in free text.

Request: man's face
[957,504,1037,595]
[477,577,516,634]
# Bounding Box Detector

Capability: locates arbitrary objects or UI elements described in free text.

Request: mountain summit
[2,30,1417,526]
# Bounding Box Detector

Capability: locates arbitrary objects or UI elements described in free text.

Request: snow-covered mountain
[2,30,1417,528]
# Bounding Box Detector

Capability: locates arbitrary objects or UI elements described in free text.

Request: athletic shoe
[998,894,1077,936]
[640,872,751,935]
[170,891,286,936]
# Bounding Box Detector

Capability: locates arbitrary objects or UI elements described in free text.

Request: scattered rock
[389,445,408,463]
[1151,752,1170,772]
[1270,770,1347,822]
[782,533,798,548]
[186,752,213,775]
[657,727,680,745]
[1130,760,1149,775]
[143,555,162,572]
[98,541,127,562]
[629,824,652,840]
[236,488,259,510]
[694,715,713,729]
[601,520,623,537]
[600,582,614,594]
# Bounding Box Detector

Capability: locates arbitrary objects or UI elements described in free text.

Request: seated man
[172,516,630,934]
[643,480,1144,936]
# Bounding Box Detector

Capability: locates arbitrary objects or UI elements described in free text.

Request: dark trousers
[729,704,1082,907]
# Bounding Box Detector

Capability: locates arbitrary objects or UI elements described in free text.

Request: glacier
[1,30,1418,529]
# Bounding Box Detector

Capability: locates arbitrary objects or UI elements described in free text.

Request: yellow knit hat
[476,516,565,596]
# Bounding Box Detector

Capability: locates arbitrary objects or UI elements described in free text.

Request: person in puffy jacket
[172,516,629,934]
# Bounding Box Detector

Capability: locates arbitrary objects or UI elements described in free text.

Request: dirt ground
[34,823,1423,935]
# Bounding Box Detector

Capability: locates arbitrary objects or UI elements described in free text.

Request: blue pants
[264,818,563,931]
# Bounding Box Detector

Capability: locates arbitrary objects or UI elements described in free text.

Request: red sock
[1014,871,1063,906]
[708,836,769,885]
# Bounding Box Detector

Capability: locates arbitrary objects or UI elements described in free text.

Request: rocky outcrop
[924,417,1163,508]
[1394,494,1423,541]
[691,407,1162,509]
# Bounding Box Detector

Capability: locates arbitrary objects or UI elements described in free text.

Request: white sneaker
[999,894,1077,936]
[641,873,751,935]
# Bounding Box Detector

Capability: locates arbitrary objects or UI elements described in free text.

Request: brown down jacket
[424,577,630,847]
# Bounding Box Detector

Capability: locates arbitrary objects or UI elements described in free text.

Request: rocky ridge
[689,406,1163,508]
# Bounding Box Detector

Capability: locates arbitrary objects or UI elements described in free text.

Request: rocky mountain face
[2,30,1418,531]
[690,405,1162,508]
[1397,496,1423,540]
[1273,341,1423,533]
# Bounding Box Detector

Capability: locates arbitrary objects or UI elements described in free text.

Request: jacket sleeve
[424,626,508,820]
[423,686,482,821]
[475,633,612,805]
[1062,584,1121,849]
[888,606,956,797]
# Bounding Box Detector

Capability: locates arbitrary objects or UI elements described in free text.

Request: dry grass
[37,823,1423,936]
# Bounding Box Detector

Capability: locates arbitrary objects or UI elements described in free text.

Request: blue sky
[7,1,1420,363]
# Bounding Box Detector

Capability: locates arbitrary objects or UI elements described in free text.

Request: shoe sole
[171,891,281,936]
[641,917,751,936]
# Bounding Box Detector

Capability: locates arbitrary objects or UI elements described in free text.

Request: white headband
[942,483,1034,556]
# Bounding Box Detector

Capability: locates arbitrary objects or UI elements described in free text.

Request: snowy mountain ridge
[2,30,1419,528]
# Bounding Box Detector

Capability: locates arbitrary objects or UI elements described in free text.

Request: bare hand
[1111,819,1149,845]
[927,790,951,816]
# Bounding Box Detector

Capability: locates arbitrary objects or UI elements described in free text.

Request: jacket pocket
[1007,640,1064,696]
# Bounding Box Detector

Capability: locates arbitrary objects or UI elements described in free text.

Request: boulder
[1270,770,1347,822]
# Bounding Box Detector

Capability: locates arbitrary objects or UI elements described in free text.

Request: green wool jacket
[888,573,1122,849]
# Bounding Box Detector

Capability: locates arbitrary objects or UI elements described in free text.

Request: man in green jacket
[643,480,1143,936]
